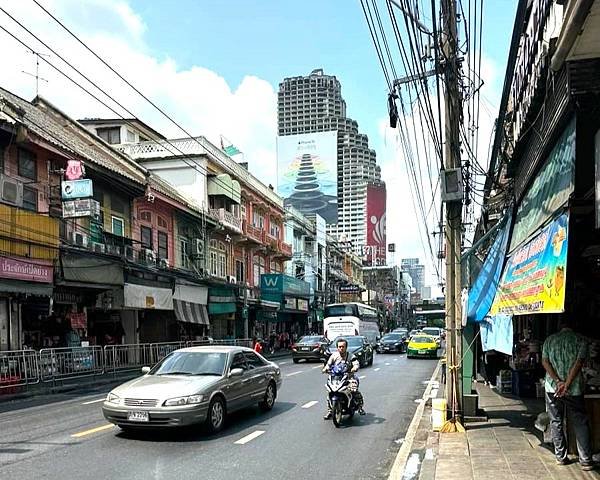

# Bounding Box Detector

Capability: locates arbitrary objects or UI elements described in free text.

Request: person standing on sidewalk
[542,319,594,471]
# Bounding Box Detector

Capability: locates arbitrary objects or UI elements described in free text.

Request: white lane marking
[385,362,391,366]
[359,375,366,379]
[374,367,381,372]
[71,424,114,438]
[286,371,303,377]
[278,362,288,365]
[312,365,322,369]
[393,358,398,361]
[234,430,265,445]
[301,400,319,409]
[82,398,106,405]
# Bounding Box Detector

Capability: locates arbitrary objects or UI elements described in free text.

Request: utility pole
[441,0,463,418]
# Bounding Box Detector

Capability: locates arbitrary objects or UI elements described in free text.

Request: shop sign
[65,160,85,180]
[339,284,362,293]
[490,212,569,316]
[54,291,83,304]
[0,257,52,283]
[62,198,101,219]
[69,311,87,329]
[61,179,93,200]
[297,299,309,311]
[284,296,297,310]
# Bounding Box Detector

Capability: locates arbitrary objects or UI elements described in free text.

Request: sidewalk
[415,383,600,480]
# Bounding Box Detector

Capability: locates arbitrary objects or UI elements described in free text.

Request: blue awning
[480,314,513,355]
[467,213,512,323]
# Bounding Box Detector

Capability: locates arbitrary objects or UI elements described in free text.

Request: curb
[388,361,441,480]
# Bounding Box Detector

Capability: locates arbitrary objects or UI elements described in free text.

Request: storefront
[208,286,237,339]
[260,273,310,337]
[173,282,210,340]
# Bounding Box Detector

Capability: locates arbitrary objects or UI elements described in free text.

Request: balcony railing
[242,221,263,244]
[279,240,292,257]
[209,208,242,234]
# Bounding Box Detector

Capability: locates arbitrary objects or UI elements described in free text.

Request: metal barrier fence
[39,346,104,383]
[0,339,255,390]
[0,350,40,391]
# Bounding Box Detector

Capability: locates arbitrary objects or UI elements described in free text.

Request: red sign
[366,184,387,266]
[69,312,88,329]
[65,160,84,180]
[0,257,53,283]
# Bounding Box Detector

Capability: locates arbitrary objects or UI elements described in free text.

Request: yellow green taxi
[407,334,439,359]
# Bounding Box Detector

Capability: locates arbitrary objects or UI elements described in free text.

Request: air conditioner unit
[70,231,88,247]
[159,258,170,269]
[144,249,156,264]
[226,275,237,284]
[192,238,204,256]
[90,241,105,254]
[106,244,122,256]
[0,175,24,207]
[124,245,135,260]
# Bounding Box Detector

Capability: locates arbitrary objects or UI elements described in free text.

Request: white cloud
[0,0,277,185]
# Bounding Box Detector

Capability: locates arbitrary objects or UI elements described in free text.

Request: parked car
[102,346,282,433]
[420,327,443,346]
[324,335,374,367]
[291,335,329,363]
[376,332,407,353]
[406,334,439,359]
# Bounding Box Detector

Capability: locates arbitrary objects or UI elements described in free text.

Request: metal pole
[441,0,463,417]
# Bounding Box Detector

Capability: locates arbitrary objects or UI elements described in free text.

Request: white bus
[323,303,380,344]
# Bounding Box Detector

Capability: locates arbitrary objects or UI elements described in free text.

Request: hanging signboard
[61,179,93,200]
[62,198,101,218]
[490,212,569,316]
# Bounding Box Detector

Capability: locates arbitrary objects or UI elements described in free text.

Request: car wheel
[259,382,276,411]
[206,396,226,433]
[293,358,299,364]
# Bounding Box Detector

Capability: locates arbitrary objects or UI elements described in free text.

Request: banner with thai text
[490,212,568,316]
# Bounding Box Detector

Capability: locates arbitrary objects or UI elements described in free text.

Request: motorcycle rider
[322,337,365,419]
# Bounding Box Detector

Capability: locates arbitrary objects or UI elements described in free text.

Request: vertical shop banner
[490,212,569,316]
[366,183,387,266]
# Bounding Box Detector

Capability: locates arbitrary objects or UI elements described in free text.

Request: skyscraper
[277,69,382,256]
[401,258,425,295]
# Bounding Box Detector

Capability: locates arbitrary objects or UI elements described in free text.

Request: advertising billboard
[276,131,338,223]
[365,183,387,266]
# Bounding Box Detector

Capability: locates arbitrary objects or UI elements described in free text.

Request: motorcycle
[325,362,359,427]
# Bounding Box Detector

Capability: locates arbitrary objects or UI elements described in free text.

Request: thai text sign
[61,179,93,200]
[490,212,568,316]
[0,257,53,283]
[62,198,100,218]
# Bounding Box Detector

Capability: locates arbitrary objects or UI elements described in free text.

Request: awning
[173,284,208,304]
[124,283,173,310]
[258,299,281,310]
[467,213,512,323]
[61,251,123,285]
[208,302,236,315]
[207,174,241,204]
[480,314,513,355]
[0,279,53,296]
[209,287,236,303]
[174,300,210,325]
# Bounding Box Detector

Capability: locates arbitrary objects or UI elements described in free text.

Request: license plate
[127,411,149,422]
[302,347,310,351]
[383,346,389,350]
[418,350,427,355]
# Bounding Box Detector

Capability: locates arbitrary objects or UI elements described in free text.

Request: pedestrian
[542,317,594,471]
[252,336,263,354]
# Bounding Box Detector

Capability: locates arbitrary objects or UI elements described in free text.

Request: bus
[323,302,380,344]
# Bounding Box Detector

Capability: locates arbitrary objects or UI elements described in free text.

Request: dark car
[376,332,407,353]
[324,335,374,368]
[292,335,329,363]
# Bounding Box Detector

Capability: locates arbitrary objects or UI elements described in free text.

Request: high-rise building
[401,258,425,295]
[277,68,382,255]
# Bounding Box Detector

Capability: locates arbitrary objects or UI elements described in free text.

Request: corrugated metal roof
[0,87,146,185]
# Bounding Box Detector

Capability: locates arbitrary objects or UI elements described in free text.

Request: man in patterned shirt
[542,319,593,470]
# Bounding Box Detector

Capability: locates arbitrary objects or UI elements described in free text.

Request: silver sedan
[102,346,282,433]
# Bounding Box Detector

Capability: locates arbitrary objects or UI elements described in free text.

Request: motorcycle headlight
[106,392,120,404]
[163,395,204,406]
[356,350,364,356]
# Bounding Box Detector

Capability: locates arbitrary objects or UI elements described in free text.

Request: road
[0,352,437,480]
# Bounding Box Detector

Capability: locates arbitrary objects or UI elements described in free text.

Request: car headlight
[163,394,204,406]
[106,392,120,404]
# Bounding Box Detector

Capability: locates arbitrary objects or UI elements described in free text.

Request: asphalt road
[0,352,437,480]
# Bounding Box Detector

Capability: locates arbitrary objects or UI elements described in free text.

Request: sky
[0,0,518,292]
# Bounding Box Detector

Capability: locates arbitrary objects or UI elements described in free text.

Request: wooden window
[18,148,37,180]
[141,226,153,248]
[158,231,168,259]
[97,127,121,144]
[140,211,151,222]
[22,187,37,211]
[111,216,124,236]
[158,216,168,229]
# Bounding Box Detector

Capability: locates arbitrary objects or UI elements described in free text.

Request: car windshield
[411,336,435,344]
[382,334,402,341]
[331,336,363,347]
[298,336,323,343]
[394,330,408,335]
[422,328,440,336]
[150,351,227,376]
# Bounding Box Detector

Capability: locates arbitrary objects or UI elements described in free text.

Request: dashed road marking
[385,363,391,366]
[393,358,399,361]
[71,424,114,438]
[374,368,381,372]
[359,375,366,379]
[286,371,303,377]
[278,362,288,365]
[82,397,106,405]
[234,430,265,445]
[301,400,319,409]
[312,365,322,370]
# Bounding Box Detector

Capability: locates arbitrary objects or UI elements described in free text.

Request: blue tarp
[467,213,512,323]
[480,314,513,355]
